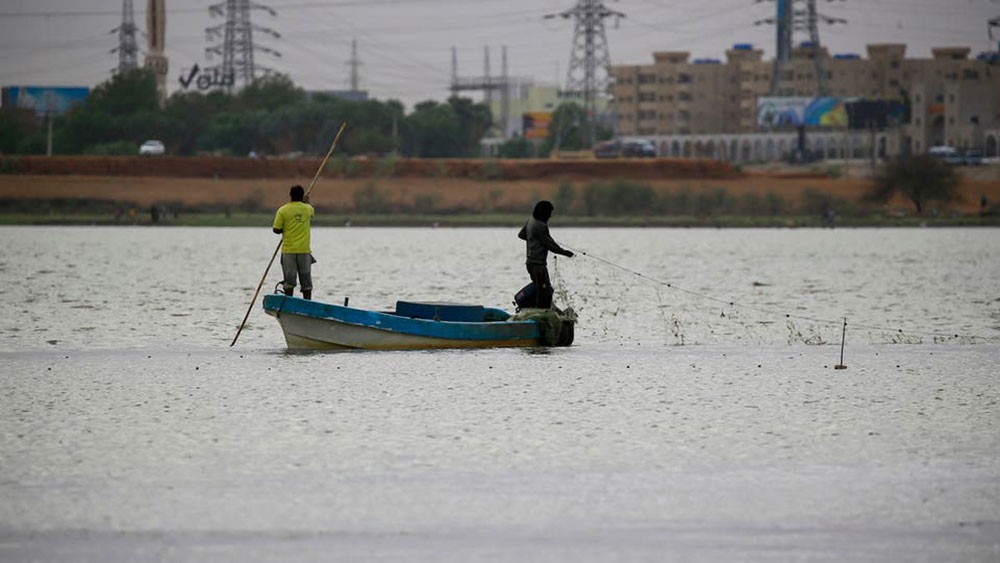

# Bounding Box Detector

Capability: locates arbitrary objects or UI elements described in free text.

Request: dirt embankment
[1,155,740,181]
[0,155,997,216]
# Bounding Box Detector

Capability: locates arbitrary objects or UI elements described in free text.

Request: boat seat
[395,301,487,322]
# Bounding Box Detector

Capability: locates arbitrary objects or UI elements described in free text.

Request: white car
[139,140,165,156]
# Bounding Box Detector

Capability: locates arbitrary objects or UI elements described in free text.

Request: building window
[678,73,692,84]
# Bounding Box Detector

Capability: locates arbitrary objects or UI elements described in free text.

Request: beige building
[611,43,1000,159]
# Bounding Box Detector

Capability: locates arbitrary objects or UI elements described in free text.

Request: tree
[234,74,305,112]
[401,101,461,158]
[163,91,232,155]
[199,110,268,155]
[85,68,160,116]
[542,103,586,154]
[447,96,492,156]
[498,135,533,158]
[868,155,960,214]
[0,111,24,153]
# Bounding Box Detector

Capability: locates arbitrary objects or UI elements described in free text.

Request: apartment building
[611,43,1000,158]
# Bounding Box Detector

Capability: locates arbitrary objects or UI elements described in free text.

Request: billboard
[844,99,906,129]
[756,97,851,128]
[522,111,551,140]
[1,86,89,115]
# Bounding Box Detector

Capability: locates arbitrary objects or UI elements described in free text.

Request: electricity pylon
[206,0,281,90]
[756,0,846,96]
[111,0,140,74]
[546,0,625,146]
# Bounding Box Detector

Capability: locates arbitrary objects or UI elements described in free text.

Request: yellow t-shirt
[273,201,314,253]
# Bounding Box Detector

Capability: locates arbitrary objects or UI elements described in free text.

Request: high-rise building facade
[611,43,1000,155]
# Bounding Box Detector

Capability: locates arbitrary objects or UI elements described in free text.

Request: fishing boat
[262,294,575,350]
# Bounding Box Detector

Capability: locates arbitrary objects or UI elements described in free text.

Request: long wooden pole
[230,122,348,347]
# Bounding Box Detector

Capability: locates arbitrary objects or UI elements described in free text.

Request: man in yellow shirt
[272,185,315,300]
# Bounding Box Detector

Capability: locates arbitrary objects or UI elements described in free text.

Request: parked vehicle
[593,140,621,158]
[928,145,962,165]
[139,140,165,156]
[622,140,656,157]
[963,149,985,166]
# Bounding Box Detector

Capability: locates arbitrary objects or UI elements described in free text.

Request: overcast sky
[0,0,997,110]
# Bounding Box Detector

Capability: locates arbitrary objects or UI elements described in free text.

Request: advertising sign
[178,63,235,91]
[756,97,851,128]
[522,111,552,140]
[2,86,89,115]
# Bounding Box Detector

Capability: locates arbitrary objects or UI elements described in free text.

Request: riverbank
[2,211,997,228]
[2,156,998,225]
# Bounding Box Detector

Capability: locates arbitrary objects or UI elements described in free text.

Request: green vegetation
[869,154,960,214]
[7,170,994,228]
[0,69,495,159]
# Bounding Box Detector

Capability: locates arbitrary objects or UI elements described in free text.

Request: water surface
[1,227,998,561]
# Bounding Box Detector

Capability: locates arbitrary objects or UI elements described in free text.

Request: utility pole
[206,0,281,91]
[545,0,625,147]
[756,0,845,96]
[111,0,139,75]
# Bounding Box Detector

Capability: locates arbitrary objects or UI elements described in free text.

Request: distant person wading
[518,200,574,309]
[273,185,316,300]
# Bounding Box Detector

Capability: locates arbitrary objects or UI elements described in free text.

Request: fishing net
[511,308,577,346]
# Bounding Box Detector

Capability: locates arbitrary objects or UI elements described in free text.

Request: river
[1,226,998,561]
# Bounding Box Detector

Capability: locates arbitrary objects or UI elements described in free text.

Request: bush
[582,179,657,216]
[477,159,504,180]
[0,156,22,174]
[83,140,138,156]
[353,182,391,213]
[374,154,396,178]
[553,181,576,214]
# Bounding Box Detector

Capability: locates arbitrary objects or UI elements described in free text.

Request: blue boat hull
[262,294,563,350]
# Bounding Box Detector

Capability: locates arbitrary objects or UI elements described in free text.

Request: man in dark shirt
[518,200,574,309]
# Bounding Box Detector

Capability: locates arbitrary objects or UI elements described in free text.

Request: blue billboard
[2,86,89,115]
[757,97,852,128]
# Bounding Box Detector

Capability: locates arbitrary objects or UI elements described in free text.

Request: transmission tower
[111,0,140,74]
[206,0,281,90]
[756,0,845,96]
[347,38,362,92]
[545,0,624,145]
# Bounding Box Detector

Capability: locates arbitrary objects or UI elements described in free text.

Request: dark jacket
[518,217,570,266]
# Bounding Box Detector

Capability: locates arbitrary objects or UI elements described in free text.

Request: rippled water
[1,226,998,561]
